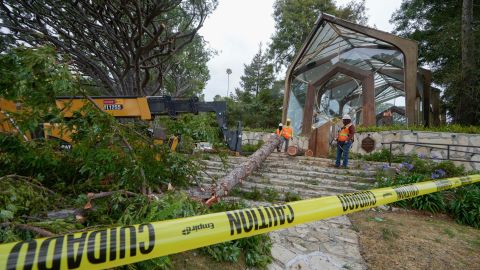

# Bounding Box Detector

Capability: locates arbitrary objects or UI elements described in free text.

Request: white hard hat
[278,123,283,126]
[342,114,351,120]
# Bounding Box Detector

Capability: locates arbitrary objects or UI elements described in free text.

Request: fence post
[447,145,450,160]
[389,143,392,166]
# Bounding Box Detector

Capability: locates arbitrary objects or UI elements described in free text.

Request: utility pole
[226,68,232,97]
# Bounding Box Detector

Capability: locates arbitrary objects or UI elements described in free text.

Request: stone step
[213,153,381,167]
[236,182,336,199]
[227,153,385,168]
[198,163,375,184]
[197,173,371,193]
[199,168,375,188]
[198,159,377,177]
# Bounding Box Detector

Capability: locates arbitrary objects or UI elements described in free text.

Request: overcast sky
[199,0,402,101]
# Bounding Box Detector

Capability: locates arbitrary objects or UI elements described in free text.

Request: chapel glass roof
[287,15,410,132]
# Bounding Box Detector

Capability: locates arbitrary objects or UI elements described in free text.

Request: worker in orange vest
[276,119,293,152]
[335,114,355,168]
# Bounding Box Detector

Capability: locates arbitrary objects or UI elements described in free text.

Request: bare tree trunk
[462,0,474,81]
[190,135,282,204]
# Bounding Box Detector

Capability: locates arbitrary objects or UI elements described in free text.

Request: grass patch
[241,140,264,153]
[284,191,302,202]
[304,179,319,185]
[381,227,399,241]
[443,228,455,238]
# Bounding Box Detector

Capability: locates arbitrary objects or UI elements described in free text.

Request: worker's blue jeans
[277,137,289,152]
[336,141,352,167]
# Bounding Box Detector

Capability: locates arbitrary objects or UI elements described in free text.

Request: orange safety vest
[337,124,352,142]
[282,126,293,139]
[275,126,292,139]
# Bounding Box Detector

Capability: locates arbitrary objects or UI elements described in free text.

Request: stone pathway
[202,154,378,269]
[268,216,366,270]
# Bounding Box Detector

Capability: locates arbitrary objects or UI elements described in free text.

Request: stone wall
[351,130,480,171]
[242,131,309,150]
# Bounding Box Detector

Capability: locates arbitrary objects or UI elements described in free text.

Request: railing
[381,141,480,166]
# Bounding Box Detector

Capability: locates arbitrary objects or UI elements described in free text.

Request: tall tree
[0,0,217,96]
[269,0,367,69]
[391,0,479,124]
[163,36,214,97]
[228,48,282,129]
[240,45,275,97]
[462,0,474,84]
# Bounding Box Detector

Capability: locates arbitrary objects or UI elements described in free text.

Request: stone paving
[268,216,366,270]
[208,154,371,270]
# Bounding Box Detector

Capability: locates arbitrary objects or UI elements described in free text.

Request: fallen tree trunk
[209,134,282,204]
[190,134,282,204]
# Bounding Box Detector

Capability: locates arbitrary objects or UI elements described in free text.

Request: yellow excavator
[0,96,242,152]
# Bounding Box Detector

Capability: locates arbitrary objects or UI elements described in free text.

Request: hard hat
[287,118,291,122]
[278,123,283,126]
[342,114,351,120]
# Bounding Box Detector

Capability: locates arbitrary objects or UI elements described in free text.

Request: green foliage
[239,233,272,268]
[374,154,480,227]
[356,124,480,134]
[0,0,218,96]
[377,173,446,213]
[203,241,241,263]
[391,0,480,124]
[164,35,215,97]
[354,149,404,163]
[411,192,446,214]
[242,141,264,153]
[450,185,480,228]
[202,200,273,268]
[0,176,58,223]
[240,45,275,97]
[231,187,264,201]
[264,188,280,203]
[284,191,302,202]
[156,113,223,153]
[269,0,367,68]
[227,47,283,129]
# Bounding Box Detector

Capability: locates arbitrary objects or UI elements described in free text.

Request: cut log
[287,145,314,157]
[190,134,282,204]
[287,145,305,156]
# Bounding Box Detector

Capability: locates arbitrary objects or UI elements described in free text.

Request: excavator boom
[0,96,242,152]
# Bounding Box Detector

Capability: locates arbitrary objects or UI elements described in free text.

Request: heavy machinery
[0,96,242,152]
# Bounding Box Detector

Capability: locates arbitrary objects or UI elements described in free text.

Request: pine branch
[0,222,55,237]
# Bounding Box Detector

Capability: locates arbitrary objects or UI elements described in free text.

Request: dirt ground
[171,250,247,270]
[349,208,480,270]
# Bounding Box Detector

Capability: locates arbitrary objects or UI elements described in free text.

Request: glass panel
[312,74,363,128]
[286,17,416,128]
[287,79,308,135]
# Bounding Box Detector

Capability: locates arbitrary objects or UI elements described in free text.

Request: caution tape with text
[1,174,479,270]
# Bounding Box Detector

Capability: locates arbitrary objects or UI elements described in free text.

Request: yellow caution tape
[1,174,479,270]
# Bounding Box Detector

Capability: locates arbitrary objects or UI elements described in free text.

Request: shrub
[433,161,466,178]
[204,200,273,268]
[449,185,480,228]
[354,149,404,163]
[377,174,447,213]
[242,140,264,153]
[356,124,480,134]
